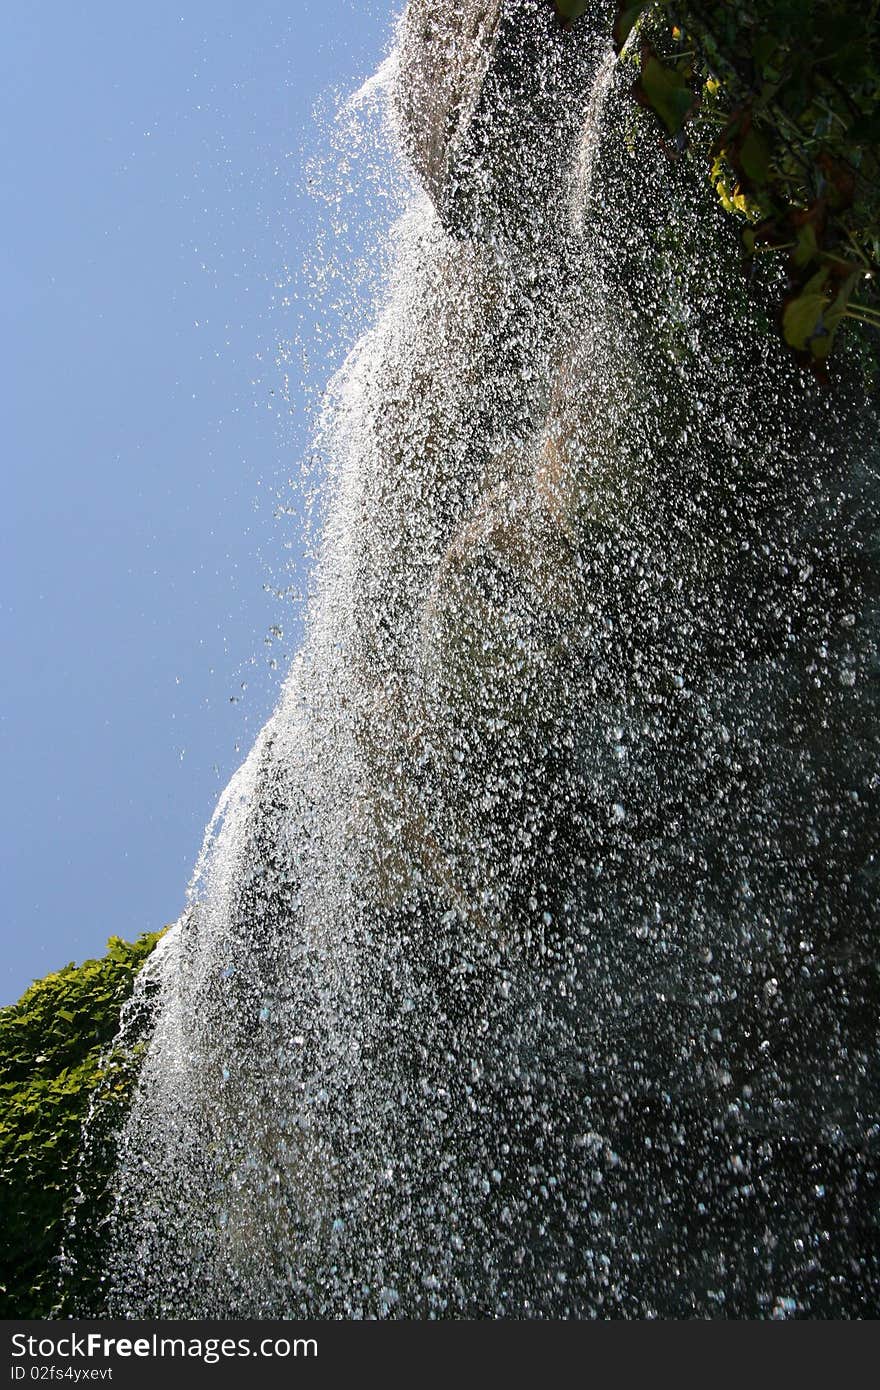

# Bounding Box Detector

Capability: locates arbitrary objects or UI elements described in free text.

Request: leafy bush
[0,932,162,1317]
[554,0,880,374]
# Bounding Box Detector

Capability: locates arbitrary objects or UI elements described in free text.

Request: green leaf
[792,222,819,270]
[782,267,830,352]
[811,271,859,361]
[738,127,771,185]
[636,49,697,137]
[614,2,650,50]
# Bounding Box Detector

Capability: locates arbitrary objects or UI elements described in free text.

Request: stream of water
[83,1,878,1317]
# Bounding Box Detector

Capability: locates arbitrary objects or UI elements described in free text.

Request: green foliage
[636,43,699,135]
[605,0,880,374]
[0,932,163,1316]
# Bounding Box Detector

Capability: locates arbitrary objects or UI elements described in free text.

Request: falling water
[78,0,878,1317]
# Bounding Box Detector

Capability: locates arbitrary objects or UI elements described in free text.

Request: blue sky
[2,0,396,1002]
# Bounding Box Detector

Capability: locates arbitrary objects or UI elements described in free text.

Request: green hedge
[0,932,163,1317]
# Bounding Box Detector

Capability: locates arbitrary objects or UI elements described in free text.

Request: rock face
[393,0,504,222]
[394,0,612,238]
[97,2,879,1317]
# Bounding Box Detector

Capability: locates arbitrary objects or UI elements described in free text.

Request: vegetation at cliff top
[0,931,163,1317]
[553,0,880,375]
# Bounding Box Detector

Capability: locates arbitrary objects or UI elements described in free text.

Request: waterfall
[78,0,878,1318]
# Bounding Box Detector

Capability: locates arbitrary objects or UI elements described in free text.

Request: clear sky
[2,0,396,1002]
